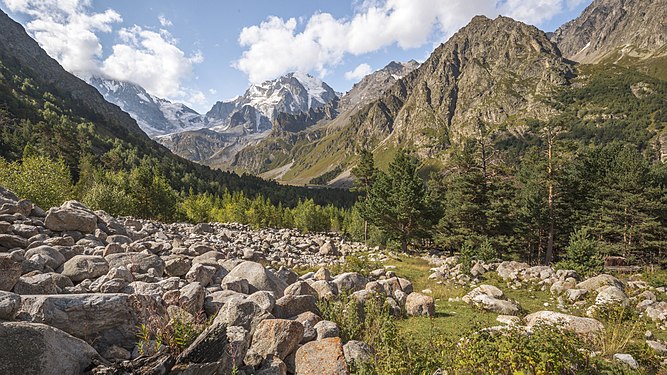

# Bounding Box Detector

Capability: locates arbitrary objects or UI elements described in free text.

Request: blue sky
[1,0,592,113]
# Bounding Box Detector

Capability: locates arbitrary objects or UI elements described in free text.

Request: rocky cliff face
[338,60,420,113]
[370,15,573,151]
[551,0,667,64]
[205,72,339,132]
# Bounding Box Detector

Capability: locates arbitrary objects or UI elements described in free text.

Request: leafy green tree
[178,192,215,223]
[0,153,73,209]
[361,150,436,252]
[293,199,330,233]
[82,181,137,217]
[556,228,603,277]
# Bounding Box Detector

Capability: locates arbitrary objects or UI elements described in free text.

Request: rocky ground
[0,187,434,375]
[426,256,667,368]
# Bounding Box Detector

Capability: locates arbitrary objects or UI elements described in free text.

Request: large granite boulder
[244,319,304,367]
[223,261,288,297]
[525,311,604,336]
[44,202,98,233]
[295,337,349,375]
[0,322,101,375]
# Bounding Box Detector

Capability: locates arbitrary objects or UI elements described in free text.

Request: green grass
[384,254,667,352]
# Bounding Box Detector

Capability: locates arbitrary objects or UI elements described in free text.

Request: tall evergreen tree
[361,150,436,252]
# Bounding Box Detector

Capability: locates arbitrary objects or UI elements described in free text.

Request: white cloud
[3,0,121,73]
[236,0,582,83]
[158,15,172,27]
[345,63,372,80]
[101,26,203,98]
[3,0,203,103]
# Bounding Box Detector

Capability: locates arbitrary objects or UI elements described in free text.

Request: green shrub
[556,227,603,277]
[0,154,73,209]
[82,182,137,217]
[453,323,590,374]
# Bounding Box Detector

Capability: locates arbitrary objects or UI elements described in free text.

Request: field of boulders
[425,256,667,369]
[0,187,435,375]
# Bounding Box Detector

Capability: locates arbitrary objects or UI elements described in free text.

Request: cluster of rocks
[0,187,434,374]
[429,257,667,327]
[428,256,667,366]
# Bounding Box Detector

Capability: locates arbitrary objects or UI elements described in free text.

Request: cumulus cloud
[3,0,121,73]
[101,26,203,98]
[158,15,172,27]
[236,0,583,83]
[345,63,372,80]
[3,0,203,102]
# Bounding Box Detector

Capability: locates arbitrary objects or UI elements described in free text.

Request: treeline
[0,151,357,234]
[0,58,356,209]
[352,134,666,267]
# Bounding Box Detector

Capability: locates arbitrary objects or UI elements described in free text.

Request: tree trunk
[545,128,555,265]
[364,220,368,244]
[401,238,408,253]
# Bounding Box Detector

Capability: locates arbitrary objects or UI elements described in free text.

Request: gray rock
[44,203,98,233]
[256,355,287,375]
[0,291,21,320]
[106,252,165,276]
[284,281,319,298]
[314,320,339,340]
[62,255,109,282]
[0,253,24,291]
[343,340,374,364]
[13,273,59,295]
[405,292,435,317]
[214,298,273,335]
[185,263,216,286]
[244,319,304,367]
[164,256,192,277]
[295,337,349,375]
[0,234,27,249]
[332,272,366,293]
[310,280,338,300]
[291,311,321,343]
[247,291,276,313]
[525,311,604,336]
[576,274,624,292]
[595,286,629,306]
[471,294,521,315]
[222,277,250,294]
[25,245,66,270]
[646,340,667,355]
[223,261,288,297]
[179,282,205,316]
[176,324,248,373]
[613,353,638,369]
[0,322,101,375]
[16,293,165,352]
[273,295,320,319]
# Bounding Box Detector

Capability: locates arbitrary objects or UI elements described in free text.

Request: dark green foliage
[309,165,343,185]
[556,228,604,277]
[361,150,438,252]
[0,153,73,209]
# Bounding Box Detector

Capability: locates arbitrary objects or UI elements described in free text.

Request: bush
[82,182,137,217]
[0,154,73,209]
[453,323,590,374]
[556,228,604,277]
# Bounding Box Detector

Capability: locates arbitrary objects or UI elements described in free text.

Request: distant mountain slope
[0,9,355,207]
[551,0,667,79]
[88,76,205,137]
[339,60,420,113]
[232,15,575,184]
[205,72,339,132]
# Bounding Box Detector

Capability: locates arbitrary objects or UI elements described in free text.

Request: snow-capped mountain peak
[204,72,338,132]
[88,76,205,138]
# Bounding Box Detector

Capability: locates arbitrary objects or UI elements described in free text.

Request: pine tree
[361,150,436,252]
[351,148,378,243]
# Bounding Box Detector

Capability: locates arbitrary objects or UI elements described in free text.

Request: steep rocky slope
[552,0,667,64]
[233,15,574,184]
